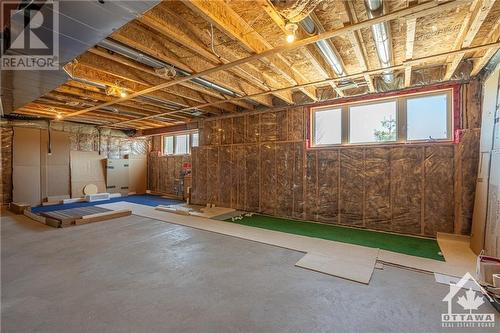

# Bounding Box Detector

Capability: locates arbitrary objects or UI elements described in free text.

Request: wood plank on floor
[296,251,378,284]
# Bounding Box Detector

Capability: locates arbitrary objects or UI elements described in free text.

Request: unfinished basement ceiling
[7,0,500,130]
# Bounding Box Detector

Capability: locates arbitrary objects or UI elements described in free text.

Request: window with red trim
[310,89,453,147]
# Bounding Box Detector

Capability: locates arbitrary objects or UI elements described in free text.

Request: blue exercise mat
[32,194,183,213]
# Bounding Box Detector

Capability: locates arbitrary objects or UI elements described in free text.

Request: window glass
[313,108,342,145]
[175,134,189,155]
[164,136,174,155]
[349,101,397,143]
[191,132,199,147]
[407,94,448,140]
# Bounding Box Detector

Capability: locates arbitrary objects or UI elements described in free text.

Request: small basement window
[310,88,453,147]
[312,107,342,145]
[163,131,198,155]
[164,136,174,155]
[191,132,199,147]
[406,93,450,141]
[349,101,397,144]
[175,134,189,155]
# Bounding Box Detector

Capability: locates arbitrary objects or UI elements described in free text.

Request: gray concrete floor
[1,211,498,333]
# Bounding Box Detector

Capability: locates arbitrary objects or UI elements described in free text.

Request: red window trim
[306,83,461,148]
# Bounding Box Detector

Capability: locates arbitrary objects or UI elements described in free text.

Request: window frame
[347,98,399,145]
[404,90,453,142]
[309,88,454,148]
[162,130,199,156]
[311,106,343,147]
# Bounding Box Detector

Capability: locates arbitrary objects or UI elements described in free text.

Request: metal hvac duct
[97,39,244,100]
[364,0,393,83]
[300,16,346,78]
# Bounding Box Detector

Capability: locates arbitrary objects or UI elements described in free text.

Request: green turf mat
[226,214,444,261]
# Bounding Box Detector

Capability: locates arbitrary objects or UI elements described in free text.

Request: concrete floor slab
[1,212,498,332]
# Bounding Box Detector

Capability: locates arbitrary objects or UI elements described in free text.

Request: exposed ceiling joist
[54,85,191,122]
[404,17,417,87]
[109,41,500,127]
[60,0,470,121]
[471,18,500,76]
[444,0,495,80]
[344,0,373,93]
[184,0,319,101]
[257,0,345,97]
[111,24,275,107]
[137,9,294,105]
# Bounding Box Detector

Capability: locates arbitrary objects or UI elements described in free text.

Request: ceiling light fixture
[119,90,128,98]
[285,22,298,43]
[56,113,63,120]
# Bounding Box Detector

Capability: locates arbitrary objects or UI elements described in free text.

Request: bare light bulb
[284,22,298,44]
[120,90,128,98]
[56,113,63,120]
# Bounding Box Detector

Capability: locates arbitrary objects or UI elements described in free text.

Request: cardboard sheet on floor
[437,233,477,275]
[296,251,377,284]
[97,202,481,282]
[70,151,106,198]
[98,201,377,284]
[434,273,482,292]
[156,204,235,219]
[378,233,477,278]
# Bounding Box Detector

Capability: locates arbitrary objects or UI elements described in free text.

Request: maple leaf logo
[457,288,484,313]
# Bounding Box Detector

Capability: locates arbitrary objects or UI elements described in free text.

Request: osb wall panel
[188,81,481,237]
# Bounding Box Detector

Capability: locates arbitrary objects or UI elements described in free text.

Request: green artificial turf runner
[226,214,444,261]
